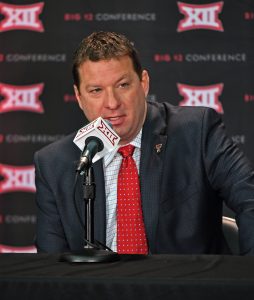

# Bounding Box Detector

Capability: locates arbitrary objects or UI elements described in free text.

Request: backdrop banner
[0,0,254,252]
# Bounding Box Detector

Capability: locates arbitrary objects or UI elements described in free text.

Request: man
[34,31,254,255]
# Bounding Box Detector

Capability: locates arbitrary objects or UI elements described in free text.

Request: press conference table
[0,253,254,300]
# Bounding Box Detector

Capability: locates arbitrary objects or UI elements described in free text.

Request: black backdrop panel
[0,0,254,252]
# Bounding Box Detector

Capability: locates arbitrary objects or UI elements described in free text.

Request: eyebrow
[85,74,131,89]
[115,74,131,84]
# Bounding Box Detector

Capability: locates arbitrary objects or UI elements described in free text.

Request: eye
[89,87,102,94]
[119,82,130,88]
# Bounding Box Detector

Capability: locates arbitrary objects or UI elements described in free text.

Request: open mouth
[106,116,125,126]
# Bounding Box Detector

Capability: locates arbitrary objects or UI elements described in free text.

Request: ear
[141,70,150,97]
[73,85,83,110]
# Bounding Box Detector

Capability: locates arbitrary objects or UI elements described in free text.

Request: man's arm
[202,108,254,255]
[34,151,69,253]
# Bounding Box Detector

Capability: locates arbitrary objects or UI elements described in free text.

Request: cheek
[83,101,104,120]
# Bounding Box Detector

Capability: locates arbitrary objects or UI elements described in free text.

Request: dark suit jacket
[34,101,254,254]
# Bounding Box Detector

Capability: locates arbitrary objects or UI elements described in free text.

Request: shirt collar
[103,129,142,167]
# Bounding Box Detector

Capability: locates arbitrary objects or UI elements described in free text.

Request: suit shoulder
[163,102,216,117]
[148,101,219,123]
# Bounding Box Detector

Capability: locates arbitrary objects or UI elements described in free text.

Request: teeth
[109,117,119,120]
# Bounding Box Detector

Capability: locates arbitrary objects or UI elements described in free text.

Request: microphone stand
[61,165,119,263]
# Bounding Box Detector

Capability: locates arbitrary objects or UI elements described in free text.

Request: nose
[104,89,120,109]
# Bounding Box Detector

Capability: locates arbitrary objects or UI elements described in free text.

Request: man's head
[73,31,149,145]
[72,31,143,90]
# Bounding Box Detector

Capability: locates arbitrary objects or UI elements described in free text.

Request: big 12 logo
[0,83,44,113]
[177,2,224,32]
[178,83,224,114]
[0,2,44,32]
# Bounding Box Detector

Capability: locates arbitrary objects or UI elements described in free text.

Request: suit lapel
[140,102,168,253]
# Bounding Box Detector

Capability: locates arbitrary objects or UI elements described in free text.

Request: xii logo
[177,2,224,32]
[178,83,224,114]
[97,119,119,146]
[0,83,44,113]
[0,164,36,194]
[0,2,44,32]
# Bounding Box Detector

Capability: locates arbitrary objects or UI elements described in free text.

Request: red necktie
[117,144,148,254]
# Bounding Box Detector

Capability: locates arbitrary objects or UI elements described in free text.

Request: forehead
[78,56,136,85]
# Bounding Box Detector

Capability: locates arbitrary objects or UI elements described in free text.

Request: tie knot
[118,144,135,158]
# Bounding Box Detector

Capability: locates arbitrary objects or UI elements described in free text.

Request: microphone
[73,117,120,173]
[76,136,104,172]
[61,117,121,263]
